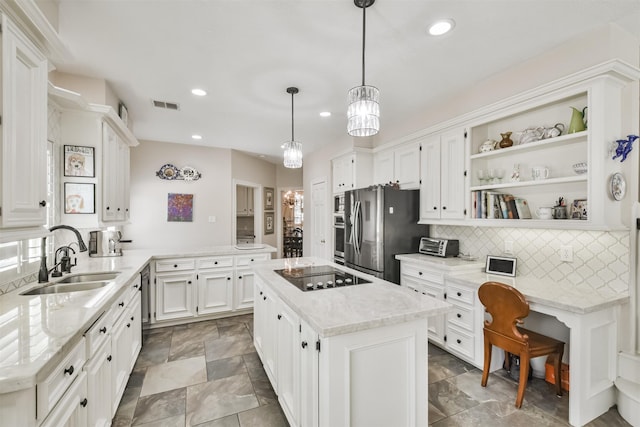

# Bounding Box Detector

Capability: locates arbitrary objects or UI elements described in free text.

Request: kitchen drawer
[446,282,475,306]
[84,310,111,357]
[401,263,443,285]
[446,325,474,361]
[155,258,196,272]
[447,302,474,332]
[235,253,270,267]
[110,286,137,326]
[197,256,234,269]
[37,337,86,420]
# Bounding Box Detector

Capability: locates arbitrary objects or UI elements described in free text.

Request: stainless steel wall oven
[334,213,345,261]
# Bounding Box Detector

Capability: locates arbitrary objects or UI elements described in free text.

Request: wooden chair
[478,281,565,408]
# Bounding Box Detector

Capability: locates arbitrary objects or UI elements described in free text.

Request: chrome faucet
[38,225,88,283]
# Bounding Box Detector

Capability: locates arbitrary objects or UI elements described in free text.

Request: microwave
[334,193,345,214]
[419,237,459,258]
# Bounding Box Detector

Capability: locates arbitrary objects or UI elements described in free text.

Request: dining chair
[478,281,565,408]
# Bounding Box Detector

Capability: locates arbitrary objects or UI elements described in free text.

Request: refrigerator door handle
[355,200,362,255]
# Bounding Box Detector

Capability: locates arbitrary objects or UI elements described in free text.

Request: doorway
[282,189,303,257]
[235,182,259,244]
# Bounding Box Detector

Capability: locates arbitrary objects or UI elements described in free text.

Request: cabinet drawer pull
[214,261,218,265]
[259,291,263,295]
[227,277,231,281]
[457,313,462,318]
[119,302,125,307]
[64,365,74,376]
[188,281,192,284]
[126,323,131,328]
[301,341,308,349]
[442,206,447,210]
[99,327,107,334]
[433,206,437,210]
[418,271,422,275]
[263,296,267,301]
[457,292,462,297]
[106,206,110,211]
[456,339,462,344]
[174,264,178,268]
[80,398,88,408]
[277,314,282,320]
[131,316,134,321]
[39,200,47,207]
[250,258,254,262]
[107,355,112,362]
[238,276,242,279]
[117,207,121,211]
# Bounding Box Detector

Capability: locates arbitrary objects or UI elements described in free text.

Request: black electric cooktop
[274,266,372,292]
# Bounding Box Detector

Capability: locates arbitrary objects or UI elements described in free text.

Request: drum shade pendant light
[283,87,302,168]
[347,0,379,137]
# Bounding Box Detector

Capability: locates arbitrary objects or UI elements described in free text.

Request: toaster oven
[419,237,459,258]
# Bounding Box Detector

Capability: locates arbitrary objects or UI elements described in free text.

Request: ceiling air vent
[152,100,180,110]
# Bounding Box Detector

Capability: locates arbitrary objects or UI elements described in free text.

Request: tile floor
[112,314,630,427]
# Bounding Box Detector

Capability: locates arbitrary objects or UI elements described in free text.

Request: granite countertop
[253,257,452,338]
[395,253,485,272]
[0,245,275,393]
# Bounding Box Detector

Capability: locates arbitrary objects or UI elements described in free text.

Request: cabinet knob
[457,292,462,297]
[64,365,74,376]
[442,206,447,210]
[39,200,46,207]
[174,264,178,268]
[456,339,462,344]
[433,206,437,210]
[301,341,308,349]
[106,206,110,211]
[119,302,125,307]
[134,284,139,289]
[188,281,192,284]
[259,291,263,295]
[126,208,129,212]
[250,258,254,262]
[215,261,218,265]
[107,355,112,362]
[418,271,423,275]
[131,316,134,321]
[99,327,107,334]
[457,313,462,318]
[238,276,242,279]
[227,277,231,281]
[263,296,267,301]
[117,207,121,211]
[80,398,88,408]
[126,323,131,328]
[277,314,282,320]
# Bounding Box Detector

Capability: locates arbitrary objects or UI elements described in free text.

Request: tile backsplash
[433,225,630,297]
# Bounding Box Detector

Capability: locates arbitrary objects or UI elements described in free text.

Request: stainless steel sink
[21,281,110,295]
[57,272,120,284]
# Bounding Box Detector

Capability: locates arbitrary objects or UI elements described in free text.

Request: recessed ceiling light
[320,111,331,117]
[191,88,207,96]
[192,134,202,140]
[428,19,455,36]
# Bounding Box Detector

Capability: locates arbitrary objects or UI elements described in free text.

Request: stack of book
[471,191,532,219]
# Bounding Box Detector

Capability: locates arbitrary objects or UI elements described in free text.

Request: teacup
[536,207,553,220]
[531,166,550,180]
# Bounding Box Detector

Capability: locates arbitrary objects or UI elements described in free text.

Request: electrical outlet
[208,216,216,223]
[504,240,514,254]
[560,245,573,262]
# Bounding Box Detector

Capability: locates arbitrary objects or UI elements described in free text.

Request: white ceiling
[54,0,640,164]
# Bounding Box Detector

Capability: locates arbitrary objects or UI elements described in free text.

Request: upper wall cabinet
[331,151,373,194]
[465,61,640,230]
[373,141,421,189]
[0,14,49,237]
[49,85,139,227]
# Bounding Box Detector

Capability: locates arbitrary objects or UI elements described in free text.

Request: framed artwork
[64,145,95,177]
[264,211,275,234]
[167,193,193,222]
[264,187,274,211]
[119,102,129,126]
[571,199,588,220]
[64,183,95,214]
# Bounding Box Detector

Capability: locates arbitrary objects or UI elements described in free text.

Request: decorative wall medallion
[610,172,626,201]
[156,163,201,181]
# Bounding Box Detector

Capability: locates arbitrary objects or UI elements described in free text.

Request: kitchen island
[252,257,451,427]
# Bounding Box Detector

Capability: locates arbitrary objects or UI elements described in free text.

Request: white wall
[124,140,233,249]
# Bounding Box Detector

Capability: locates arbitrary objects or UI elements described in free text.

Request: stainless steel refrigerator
[344,185,428,284]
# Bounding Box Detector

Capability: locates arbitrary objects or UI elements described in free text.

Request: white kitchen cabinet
[155,270,197,321]
[0,14,48,231]
[102,123,129,222]
[419,129,467,221]
[331,151,373,193]
[197,268,234,315]
[84,338,112,427]
[237,186,254,216]
[235,253,270,310]
[40,372,88,427]
[299,319,319,427]
[276,301,301,426]
[374,141,421,189]
[253,278,268,359]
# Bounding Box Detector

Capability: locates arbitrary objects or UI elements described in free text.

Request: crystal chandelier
[283,87,302,168]
[347,0,379,137]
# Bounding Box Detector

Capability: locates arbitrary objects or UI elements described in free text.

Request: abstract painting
[168,193,193,222]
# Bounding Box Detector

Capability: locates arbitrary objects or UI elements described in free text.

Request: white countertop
[0,245,276,393]
[253,257,452,338]
[394,253,629,314]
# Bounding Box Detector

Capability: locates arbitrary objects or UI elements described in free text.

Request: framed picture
[118,102,129,126]
[64,145,95,177]
[264,211,275,234]
[264,187,274,211]
[571,199,588,220]
[167,193,193,222]
[64,183,95,214]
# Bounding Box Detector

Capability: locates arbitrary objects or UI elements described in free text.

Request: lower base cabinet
[84,338,112,427]
[40,372,88,427]
[254,276,428,427]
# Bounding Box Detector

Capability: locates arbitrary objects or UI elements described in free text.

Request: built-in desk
[449,271,629,427]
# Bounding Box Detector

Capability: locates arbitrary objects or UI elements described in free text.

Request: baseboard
[616,351,640,426]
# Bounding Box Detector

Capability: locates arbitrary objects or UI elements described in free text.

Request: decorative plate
[180,166,201,181]
[156,163,180,180]
[610,172,626,201]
